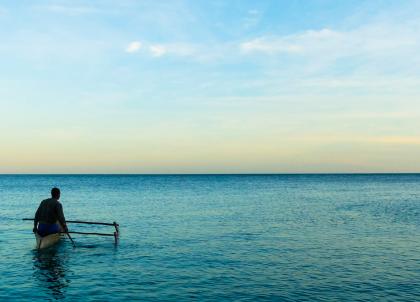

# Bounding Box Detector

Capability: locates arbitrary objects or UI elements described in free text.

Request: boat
[24,218,120,249]
[34,220,64,250]
[35,232,62,249]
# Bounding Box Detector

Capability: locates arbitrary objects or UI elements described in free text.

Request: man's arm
[33,205,40,233]
[56,202,68,232]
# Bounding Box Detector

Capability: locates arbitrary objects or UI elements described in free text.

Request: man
[33,187,68,236]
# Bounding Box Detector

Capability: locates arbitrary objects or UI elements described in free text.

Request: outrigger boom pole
[23,218,119,226]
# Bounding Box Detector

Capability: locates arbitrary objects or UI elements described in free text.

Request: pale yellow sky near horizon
[1,94,420,173]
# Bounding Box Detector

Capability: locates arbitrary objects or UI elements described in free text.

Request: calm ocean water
[0,174,419,301]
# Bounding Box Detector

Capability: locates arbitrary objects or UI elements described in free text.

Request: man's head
[51,187,60,200]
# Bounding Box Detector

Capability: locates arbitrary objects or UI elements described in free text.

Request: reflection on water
[32,244,70,300]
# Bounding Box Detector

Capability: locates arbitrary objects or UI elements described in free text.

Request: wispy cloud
[125,41,142,53]
[149,44,167,57]
[296,76,420,93]
[240,35,304,54]
[122,16,420,72]
[239,22,419,64]
[124,41,197,58]
[372,136,420,145]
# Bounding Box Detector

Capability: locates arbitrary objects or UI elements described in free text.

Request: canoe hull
[35,233,61,249]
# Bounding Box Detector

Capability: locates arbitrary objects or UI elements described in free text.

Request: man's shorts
[37,223,60,237]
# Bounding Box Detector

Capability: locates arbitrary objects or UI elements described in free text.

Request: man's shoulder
[41,198,59,204]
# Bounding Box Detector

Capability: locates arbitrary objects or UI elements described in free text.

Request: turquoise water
[0,174,419,301]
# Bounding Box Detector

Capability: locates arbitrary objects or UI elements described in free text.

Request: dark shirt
[34,198,66,226]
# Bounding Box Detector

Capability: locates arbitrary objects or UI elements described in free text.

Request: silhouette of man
[33,187,68,236]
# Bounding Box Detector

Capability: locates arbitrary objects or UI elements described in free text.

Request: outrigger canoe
[24,218,120,249]
[34,220,64,250]
[35,232,62,249]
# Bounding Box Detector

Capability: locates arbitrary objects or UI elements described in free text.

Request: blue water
[0,174,419,301]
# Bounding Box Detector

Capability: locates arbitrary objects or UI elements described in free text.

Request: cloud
[240,24,419,60]
[372,136,420,145]
[149,43,196,57]
[149,44,167,57]
[240,28,347,55]
[240,37,303,54]
[125,42,196,58]
[121,6,418,67]
[125,41,142,53]
[238,18,420,80]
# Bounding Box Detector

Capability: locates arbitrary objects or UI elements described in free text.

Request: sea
[0,174,419,301]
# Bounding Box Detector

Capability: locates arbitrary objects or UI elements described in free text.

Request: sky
[0,0,420,173]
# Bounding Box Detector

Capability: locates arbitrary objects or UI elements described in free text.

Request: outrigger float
[23,218,119,250]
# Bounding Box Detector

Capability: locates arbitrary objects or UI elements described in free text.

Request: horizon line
[1,172,420,176]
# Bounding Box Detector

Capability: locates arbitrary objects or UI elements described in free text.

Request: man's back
[35,198,65,225]
[33,187,68,236]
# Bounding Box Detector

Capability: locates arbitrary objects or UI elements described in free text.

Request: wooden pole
[58,221,76,248]
[64,231,115,236]
[66,220,118,226]
[113,221,119,244]
[23,218,118,227]
[66,232,76,247]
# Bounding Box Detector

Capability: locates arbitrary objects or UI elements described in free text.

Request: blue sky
[0,0,420,173]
